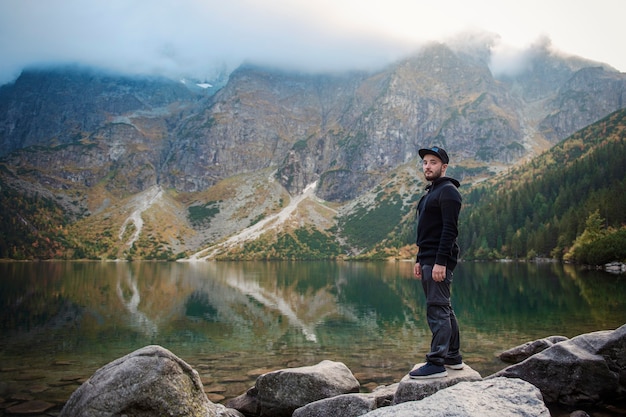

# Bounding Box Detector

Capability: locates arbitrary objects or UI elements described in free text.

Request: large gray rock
[291,383,403,417]
[393,363,482,404]
[370,383,399,408]
[498,335,569,363]
[227,359,360,417]
[491,324,626,406]
[293,393,377,417]
[59,345,217,417]
[362,377,550,417]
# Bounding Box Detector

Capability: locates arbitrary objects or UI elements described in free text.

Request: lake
[1,260,625,413]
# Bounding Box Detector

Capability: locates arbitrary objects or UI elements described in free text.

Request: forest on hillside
[457,109,626,263]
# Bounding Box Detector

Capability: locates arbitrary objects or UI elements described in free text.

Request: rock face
[362,377,550,417]
[0,68,197,157]
[539,67,626,143]
[491,324,626,406]
[226,359,360,417]
[2,43,625,199]
[59,345,218,417]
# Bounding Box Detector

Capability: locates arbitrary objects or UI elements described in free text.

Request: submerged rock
[6,400,56,415]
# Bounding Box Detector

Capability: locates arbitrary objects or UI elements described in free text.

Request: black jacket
[416,176,462,271]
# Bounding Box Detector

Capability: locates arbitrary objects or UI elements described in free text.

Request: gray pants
[420,264,461,366]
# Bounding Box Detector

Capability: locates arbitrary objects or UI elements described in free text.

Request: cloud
[0,0,413,84]
[0,0,623,86]
[487,36,552,78]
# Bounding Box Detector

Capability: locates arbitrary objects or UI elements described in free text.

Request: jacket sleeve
[435,186,461,266]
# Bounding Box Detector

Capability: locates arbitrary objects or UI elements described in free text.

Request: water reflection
[222,267,321,342]
[452,262,626,337]
[0,261,624,407]
[116,263,157,338]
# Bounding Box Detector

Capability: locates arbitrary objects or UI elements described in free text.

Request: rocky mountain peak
[0,46,625,260]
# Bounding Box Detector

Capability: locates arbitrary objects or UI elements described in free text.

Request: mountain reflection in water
[0,260,625,408]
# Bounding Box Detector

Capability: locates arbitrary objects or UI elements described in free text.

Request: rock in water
[227,359,360,417]
[491,324,626,406]
[59,345,218,417]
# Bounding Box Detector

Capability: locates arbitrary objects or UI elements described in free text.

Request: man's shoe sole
[444,363,464,370]
[409,370,448,379]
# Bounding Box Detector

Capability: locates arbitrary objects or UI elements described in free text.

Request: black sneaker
[409,363,448,379]
[444,358,464,370]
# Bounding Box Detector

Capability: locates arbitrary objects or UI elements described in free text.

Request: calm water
[1,260,625,411]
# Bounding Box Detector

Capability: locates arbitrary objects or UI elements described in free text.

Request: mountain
[0,66,202,156]
[0,42,625,260]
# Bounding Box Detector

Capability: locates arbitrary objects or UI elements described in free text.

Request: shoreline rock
[365,377,550,417]
[56,324,626,417]
[498,335,569,363]
[226,360,360,417]
[392,362,481,404]
[491,324,626,406]
[59,345,218,417]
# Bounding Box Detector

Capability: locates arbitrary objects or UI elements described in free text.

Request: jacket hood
[428,176,460,189]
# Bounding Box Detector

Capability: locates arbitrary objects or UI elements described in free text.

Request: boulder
[499,335,569,363]
[291,384,400,417]
[227,359,360,417]
[370,383,399,408]
[362,377,550,417]
[214,404,246,417]
[393,362,482,404]
[293,393,376,417]
[491,324,626,406]
[59,345,218,417]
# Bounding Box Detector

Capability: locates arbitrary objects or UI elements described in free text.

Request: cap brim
[419,149,439,160]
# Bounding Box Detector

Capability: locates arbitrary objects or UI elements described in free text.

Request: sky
[0,0,624,86]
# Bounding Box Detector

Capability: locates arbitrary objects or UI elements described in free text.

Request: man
[410,146,463,379]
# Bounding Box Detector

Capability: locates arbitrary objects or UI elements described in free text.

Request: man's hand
[432,264,447,282]
[413,262,422,280]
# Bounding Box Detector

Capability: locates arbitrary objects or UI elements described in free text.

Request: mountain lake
[1,260,625,415]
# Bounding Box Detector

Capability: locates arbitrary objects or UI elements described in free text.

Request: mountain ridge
[0,41,625,260]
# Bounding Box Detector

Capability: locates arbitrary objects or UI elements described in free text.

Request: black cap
[419,146,449,164]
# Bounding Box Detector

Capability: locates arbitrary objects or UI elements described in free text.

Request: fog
[0,0,624,86]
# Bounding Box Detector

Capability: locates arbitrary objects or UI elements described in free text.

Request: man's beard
[424,169,442,181]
